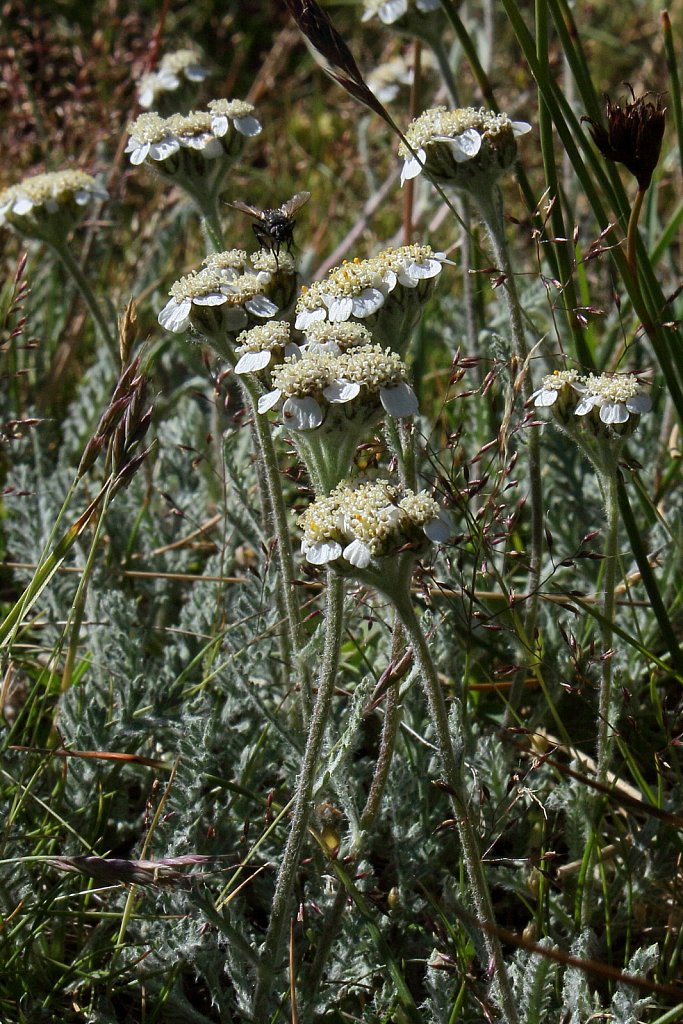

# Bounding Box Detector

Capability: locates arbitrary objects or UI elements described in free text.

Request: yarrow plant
[0,170,108,242]
[294,244,450,352]
[399,106,532,190]
[137,49,210,111]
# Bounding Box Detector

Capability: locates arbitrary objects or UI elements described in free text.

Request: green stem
[596,469,620,784]
[251,571,345,1021]
[626,188,645,286]
[51,241,114,347]
[242,377,313,723]
[391,586,518,1024]
[193,191,225,253]
[475,187,543,709]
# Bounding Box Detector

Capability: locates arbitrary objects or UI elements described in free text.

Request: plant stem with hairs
[251,571,345,1021]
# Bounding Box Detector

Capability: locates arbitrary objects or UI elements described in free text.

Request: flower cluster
[126,101,261,168]
[399,107,531,191]
[532,370,651,435]
[298,479,450,569]
[0,170,108,241]
[295,244,450,353]
[157,249,296,343]
[257,342,418,431]
[137,49,209,110]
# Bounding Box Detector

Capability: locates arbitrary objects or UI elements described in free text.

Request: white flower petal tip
[532,390,559,408]
[511,121,533,136]
[304,540,343,565]
[192,292,227,306]
[235,350,272,374]
[324,380,361,404]
[400,149,427,185]
[234,116,262,136]
[351,288,386,318]
[423,512,452,544]
[257,389,282,414]
[283,396,324,430]
[574,395,598,417]
[295,307,327,330]
[444,128,482,162]
[343,538,373,568]
[158,298,191,332]
[599,402,630,425]
[626,393,652,414]
[325,295,354,322]
[380,383,419,417]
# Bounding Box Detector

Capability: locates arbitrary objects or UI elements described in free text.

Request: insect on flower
[226,191,311,255]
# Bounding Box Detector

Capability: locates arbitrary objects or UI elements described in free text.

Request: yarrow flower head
[137,49,210,111]
[0,169,107,243]
[157,249,296,352]
[257,343,418,432]
[298,479,451,576]
[234,321,299,375]
[581,86,665,191]
[125,102,261,204]
[574,372,652,434]
[399,106,532,192]
[300,321,374,355]
[367,52,432,104]
[530,369,584,422]
[295,244,450,354]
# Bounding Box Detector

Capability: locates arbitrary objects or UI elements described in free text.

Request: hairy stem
[52,241,114,347]
[252,571,345,1020]
[391,586,518,1024]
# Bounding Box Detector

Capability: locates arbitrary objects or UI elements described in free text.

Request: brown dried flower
[582,85,666,191]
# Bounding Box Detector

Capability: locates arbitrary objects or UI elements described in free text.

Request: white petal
[185,66,209,82]
[599,401,629,424]
[625,393,652,414]
[235,350,272,373]
[400,150,426,185]
[447,128,482,162]
[284,342,302,360]
[533,389,558,408]
[305,539,343,565]
[257,389,282,414]
[351,288,386,317]
[138,85,156,108]
[157,69,180,90]
[379,0,408,22]
[324,380,361,404]
[295,307,326,330]
[416,0,441,8]
[193,291,227,306]
[234,116,262,136]
[245,296,279,317]
[398,258,443,286]
[158,298,192,332]
[511,121,533,136]
[211,114,230,137]
[380,382,419,417]
[150,138,180,161]
[574,395,598,416]
[423,511,452,543]
[343,538,373,568]
[283,396,323,429]
[12,195,33,214]
[325,295,354,322]
[128,142,151,165]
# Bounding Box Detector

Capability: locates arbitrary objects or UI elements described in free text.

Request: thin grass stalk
[596,469,619,783]
[662,11,683,179]
[252,570,345,1021]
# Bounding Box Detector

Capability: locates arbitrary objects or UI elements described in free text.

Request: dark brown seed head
[582,85,666,191]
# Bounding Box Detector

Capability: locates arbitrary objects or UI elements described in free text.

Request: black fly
[226,191,311,255]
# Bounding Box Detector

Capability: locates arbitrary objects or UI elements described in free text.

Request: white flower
[298,480,449,569]
[0,170,108,236]
[530,369,583,408]
[295,245,450,339]
[126,101,260,171]
[362,0,440,24]
[207,99,262,139]
[574,373,652,425]
[157,252,282,339]
[399,106,532,189]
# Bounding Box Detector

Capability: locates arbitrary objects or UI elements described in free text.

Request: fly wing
[280,191,311,217]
